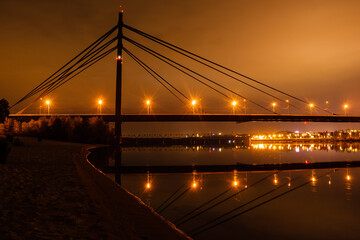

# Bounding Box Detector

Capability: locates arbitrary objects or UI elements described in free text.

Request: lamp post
[46,100,50,115]
[191,100,197,114]
[344,104,348,115]
[272,102,276,113]
[98,99,103,114]
[309,103,314,115]
[232,100,237,114]
[325,100,329,110]
[39,98,43,114]
[243,99,247,114]
[146,100,151,115]
[285,100,289,114]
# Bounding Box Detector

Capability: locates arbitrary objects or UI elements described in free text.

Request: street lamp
[39,98,43,114]
[243,99,247,114]
[272,102,276,113]
[191,100,197,114]
[309,103,314,115]
[285,100,290,114]
[98,99,103,114]
[344,104,348,115]
[146,100,151,115]
[232,100,237,114]
[46,100,50,115]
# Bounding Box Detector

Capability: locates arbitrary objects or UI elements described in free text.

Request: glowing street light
[98,99,103,114]
[285,100,290,114]
[46,100,50,115]
[243,99,247,114]
[146,100,151,115]
[272,102,277,113]
[232,100,237,114]
[309,103,314,115]
[191,99,197,114]
[344,104,349,115]
[325,100,329,111]
[39,98,43,114]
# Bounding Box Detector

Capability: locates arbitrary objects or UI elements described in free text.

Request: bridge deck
[9,114,360,123]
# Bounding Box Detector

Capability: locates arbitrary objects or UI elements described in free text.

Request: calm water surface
[94,143,360,240]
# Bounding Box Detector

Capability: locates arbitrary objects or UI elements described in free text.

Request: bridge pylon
[115,10,123,145]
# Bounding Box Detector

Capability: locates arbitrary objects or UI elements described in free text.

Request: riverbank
[0,137,189,239]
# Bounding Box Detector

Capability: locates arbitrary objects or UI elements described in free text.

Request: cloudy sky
[1,0,360,133]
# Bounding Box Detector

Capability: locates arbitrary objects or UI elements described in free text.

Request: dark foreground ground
[0,137,188,239]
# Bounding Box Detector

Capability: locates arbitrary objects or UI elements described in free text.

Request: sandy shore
[0,137,189,239]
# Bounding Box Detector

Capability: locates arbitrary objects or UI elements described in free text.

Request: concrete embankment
[77,146,190,239]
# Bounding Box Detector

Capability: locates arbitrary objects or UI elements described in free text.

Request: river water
[90,142,360,240]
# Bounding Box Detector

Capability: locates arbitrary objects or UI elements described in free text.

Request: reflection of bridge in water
[118,142,360,153]
[89,143,360,174]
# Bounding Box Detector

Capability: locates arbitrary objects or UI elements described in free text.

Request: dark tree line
[2,116,114,144]
[0,98,9,123]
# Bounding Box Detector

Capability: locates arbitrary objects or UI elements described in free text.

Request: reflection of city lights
[273,174,278,185]
[146,171,151,190]
[311,177,316,182]
[192,171,198,189]
[346,169,351,181]
[233,170,239,187]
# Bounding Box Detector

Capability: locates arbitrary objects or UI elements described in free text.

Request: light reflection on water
[93,143,360,240]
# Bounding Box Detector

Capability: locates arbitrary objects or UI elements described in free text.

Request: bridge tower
[115,10,123,145]
[114,10,123,185]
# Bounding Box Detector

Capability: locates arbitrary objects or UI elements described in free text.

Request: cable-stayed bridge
[8,11,360,142]
[9,113,360,123]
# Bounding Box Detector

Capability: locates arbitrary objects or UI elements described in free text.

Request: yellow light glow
[146,100,150,105]
[285,100,289,103]
[233,181,238,186]
[344,104,348,109]
[146,183,151,189]
[328,180,332,185]
[312,177,316,182]
[347,175,351,181]
[98,99,103,105]
[232,101,237,106]
[272,102,276,107]
[192,100,197,106]
[309,103,314,108]
[192,182,197,188]
[46,100,50,105]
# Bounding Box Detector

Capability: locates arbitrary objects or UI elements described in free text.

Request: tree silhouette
[0,98,10,123]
